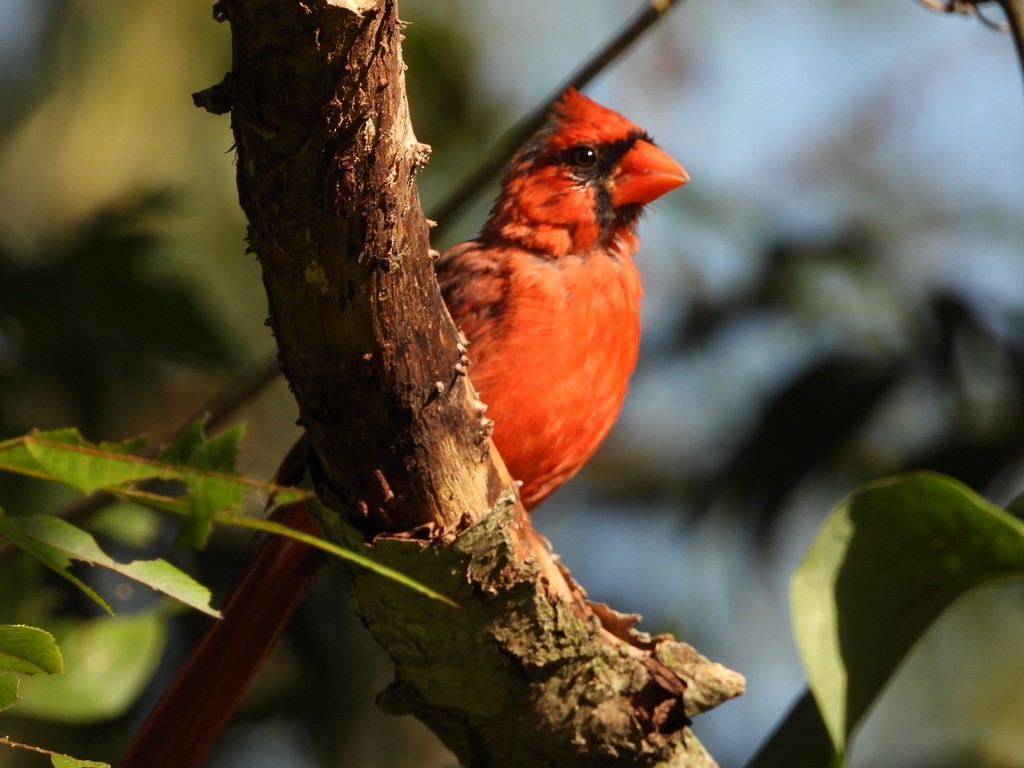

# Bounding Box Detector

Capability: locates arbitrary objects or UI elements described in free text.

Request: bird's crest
[551,87,640,140]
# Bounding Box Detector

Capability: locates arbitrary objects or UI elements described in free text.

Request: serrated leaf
[790,472,1024,757]
[16,613,165,724]
[17,515,219,617]
[0,669,19,712]
[0,625,63,675]
[175,466,249,549]
[0,433,56,480]
[24,432,167,494]
[0,428,310,551]
[0,426,446,608]
[156,418,204,465]
[0,506,113,614]
[157,417,243,473]
[187,422,244,473]
[97,435,149,456]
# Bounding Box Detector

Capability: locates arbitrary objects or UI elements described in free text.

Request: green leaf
[0,625,63,675]
[790,472,1024,756]
[96,435,149,456]
[174,463,248,549]
[15,613,165,723]
[0,427,309,550]
[0,669,19,712]
[0,506,112,614]
[219,509,460,608]
[156,418,204,465]
[23,431,170,494]
[51,755,110,768]
[0,432,61,480]
[187,422,244,473]
[0,426,448,608]
[17,515,219,617]
[0,735,108,767]
[157,417,242,473]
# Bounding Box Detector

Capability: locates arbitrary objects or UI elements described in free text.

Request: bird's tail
[118,443,325,768]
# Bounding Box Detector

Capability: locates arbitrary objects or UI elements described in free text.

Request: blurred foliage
[683,232,1024,533]
[0,192,234,438]
[0,0,68,135]
[12,613,165,724]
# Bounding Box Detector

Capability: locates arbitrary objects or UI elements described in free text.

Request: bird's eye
[568,144,598,169]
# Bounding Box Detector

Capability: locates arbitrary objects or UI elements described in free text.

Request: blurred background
[1,0,1023,766]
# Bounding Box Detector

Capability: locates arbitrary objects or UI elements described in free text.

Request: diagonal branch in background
[210,0,740,766]
[430,0,683,240]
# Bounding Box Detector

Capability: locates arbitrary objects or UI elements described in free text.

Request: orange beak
[610,139,689,207]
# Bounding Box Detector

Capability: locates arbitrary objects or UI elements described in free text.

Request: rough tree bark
[200,1,744,765]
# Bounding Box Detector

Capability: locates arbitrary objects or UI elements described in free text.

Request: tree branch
[995,0,1024,89]
[215,0,742,765]
[915,0,1024,94]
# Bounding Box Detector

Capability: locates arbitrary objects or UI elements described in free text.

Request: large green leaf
[790,472,1024,757]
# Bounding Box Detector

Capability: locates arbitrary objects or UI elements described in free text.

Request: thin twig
[186,351,281,435]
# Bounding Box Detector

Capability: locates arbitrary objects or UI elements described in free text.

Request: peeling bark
[210,0,743,765]
[331,494,743,767]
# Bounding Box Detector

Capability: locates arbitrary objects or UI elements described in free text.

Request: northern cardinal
[118,88,687,767]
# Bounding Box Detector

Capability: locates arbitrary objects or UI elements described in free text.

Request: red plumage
[440,88,687,506]
[118,88,687,767]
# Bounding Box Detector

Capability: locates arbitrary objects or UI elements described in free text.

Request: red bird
[118,88,687,767]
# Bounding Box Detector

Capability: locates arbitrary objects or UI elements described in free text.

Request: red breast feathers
[438,88,688,508]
